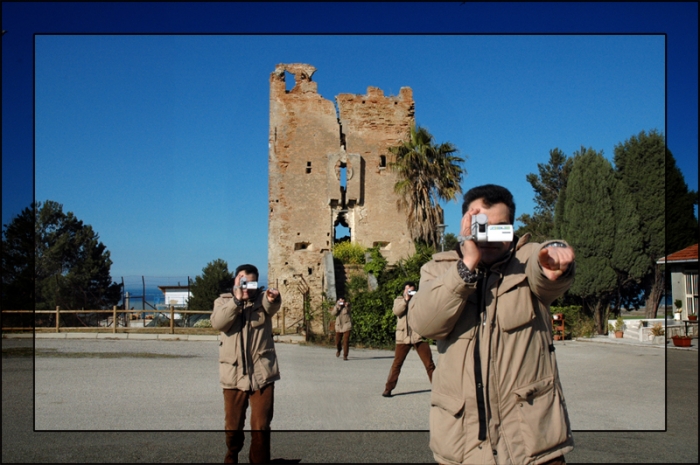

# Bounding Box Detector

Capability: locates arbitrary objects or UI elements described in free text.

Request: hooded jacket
[211,290,282,392]
[408,235,575,465]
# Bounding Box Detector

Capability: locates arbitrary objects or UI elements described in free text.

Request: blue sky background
[4,3,699,288]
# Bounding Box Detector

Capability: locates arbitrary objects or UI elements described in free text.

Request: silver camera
[470,214,514,242]
[240,277,258,290]
[407,290,417,296]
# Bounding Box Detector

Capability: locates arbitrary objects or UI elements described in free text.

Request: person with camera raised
[408,184,576,465]
[331,297,352,360]
[382,282,435,397]
[211,264,282,464]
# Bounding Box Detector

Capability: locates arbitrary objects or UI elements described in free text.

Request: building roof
[157,285,191,292]
[656,243,698,264]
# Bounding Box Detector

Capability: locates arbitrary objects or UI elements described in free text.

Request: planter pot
[688,315,697,321]
[553,335,563,341]
[673,313,682,321]
[614,331,624,338]
[672,336,692,347]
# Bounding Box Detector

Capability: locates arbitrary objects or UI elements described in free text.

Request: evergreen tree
[664,147,698,254]
[187,259,233,312]
[556,148,618,334]
[613,130,698,317]
[1,205,35,320]
[609,178,647,313]
[43,201,120,311]
[517,148,573,242]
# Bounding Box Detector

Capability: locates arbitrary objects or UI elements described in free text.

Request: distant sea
[117,275,268,310]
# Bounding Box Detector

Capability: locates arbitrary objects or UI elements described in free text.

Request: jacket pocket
[254,348,279,384]
[496,281,536,332]
[219,359,242,388]
[431,391,465,416]
[513,377,569,457]
[430,391,467,463]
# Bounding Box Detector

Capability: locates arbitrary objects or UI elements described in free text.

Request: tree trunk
[644,265,665,319]
[593,299,611,335]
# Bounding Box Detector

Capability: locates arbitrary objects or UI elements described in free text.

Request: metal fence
[1,307,215,334]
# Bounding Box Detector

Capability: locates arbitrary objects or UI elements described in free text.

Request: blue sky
[3,3,699,286]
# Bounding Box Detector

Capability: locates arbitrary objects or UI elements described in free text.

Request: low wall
[607,318,697,342]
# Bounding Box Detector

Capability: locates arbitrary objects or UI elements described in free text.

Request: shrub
[193,318,212,328]
[550,305,597,338]
[349,290,395,349]
[333,241,367,265]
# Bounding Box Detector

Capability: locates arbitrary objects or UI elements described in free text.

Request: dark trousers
[335,330,350,358]
[385,341,435,391]
[223,383,274,464]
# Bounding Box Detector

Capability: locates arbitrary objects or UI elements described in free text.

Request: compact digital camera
[407,290,417,296]
[470,214,514,242]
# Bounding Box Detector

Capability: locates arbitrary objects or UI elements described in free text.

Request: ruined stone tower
[268,63,415,334]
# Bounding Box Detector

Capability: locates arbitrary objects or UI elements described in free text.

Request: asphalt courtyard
[2,334,697,463]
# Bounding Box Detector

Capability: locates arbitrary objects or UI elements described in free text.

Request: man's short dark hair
[404,281,416,289]
[462,184,516,224]
[235,264,259,280]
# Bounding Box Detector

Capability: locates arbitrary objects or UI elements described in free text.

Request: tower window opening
[333,212,351,244]
[379,155,386,168]
[284,71,295,93]
[306,161,312,174]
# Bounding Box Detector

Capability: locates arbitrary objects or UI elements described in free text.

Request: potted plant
[608,316,625,338]
[688,309,697,322]
[649,322,665,344]
[671,334,693,347]
[673,299,683,321]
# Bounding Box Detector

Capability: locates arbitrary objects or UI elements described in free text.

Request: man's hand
[538,244,575,281]
[232,274,244,301]
[266,288,280,303]
[459,208,481,271]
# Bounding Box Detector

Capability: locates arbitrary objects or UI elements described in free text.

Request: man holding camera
[382,282,435,397]
[408,184,575,465]
[331,297,352,360]
[211,264,282,464]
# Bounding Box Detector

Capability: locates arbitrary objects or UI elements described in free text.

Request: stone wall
[268,64,415,335]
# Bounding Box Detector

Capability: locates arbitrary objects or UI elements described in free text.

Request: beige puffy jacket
[331,301,352,333]
[393,296,424,345]
[408,236,575,465]
[211,290,282,392]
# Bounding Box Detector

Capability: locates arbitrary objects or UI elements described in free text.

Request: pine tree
[187,259,233,312]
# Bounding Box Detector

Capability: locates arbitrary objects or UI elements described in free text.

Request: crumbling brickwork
[268,63,415,335]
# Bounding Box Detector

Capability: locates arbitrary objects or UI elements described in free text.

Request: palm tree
[388,125,465,249]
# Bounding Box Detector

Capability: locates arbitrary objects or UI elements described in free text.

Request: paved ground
[2,333,697,463]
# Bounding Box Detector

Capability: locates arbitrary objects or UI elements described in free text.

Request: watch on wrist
[544,241,568,248]
[457,260,480,284]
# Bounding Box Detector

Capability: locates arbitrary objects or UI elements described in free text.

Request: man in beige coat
[211,264,282,464]
[331,297,352,360]
[382,282,435,397]
[408,184,575,465]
